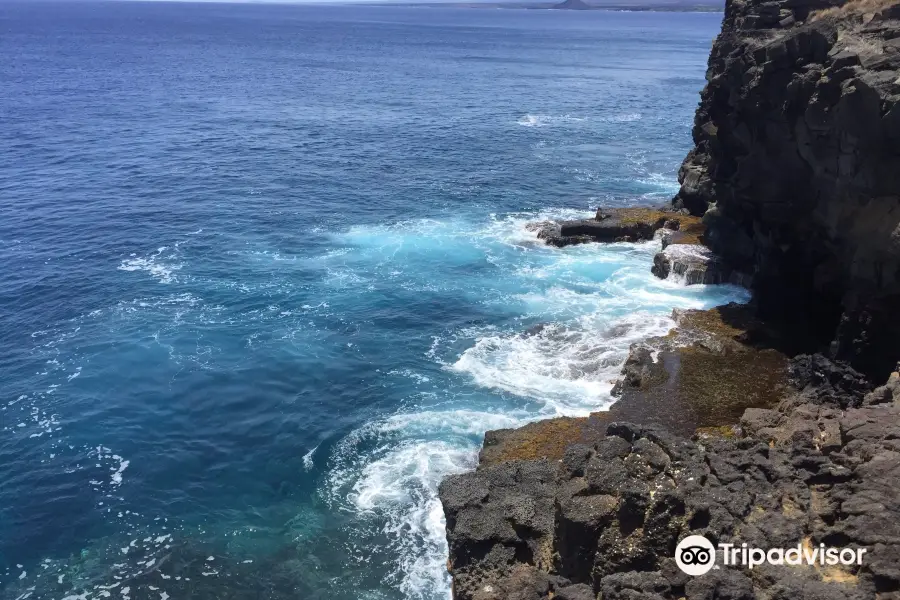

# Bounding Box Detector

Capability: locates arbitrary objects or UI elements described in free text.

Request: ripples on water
[0,3,735,599]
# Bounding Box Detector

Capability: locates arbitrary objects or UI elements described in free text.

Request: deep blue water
[0,3,744,599]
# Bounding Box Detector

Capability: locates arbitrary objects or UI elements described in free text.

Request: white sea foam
[388,369,432,384]
[90,447,131,490]
[334,208,596,260]
[601,112,642,123]
[118,246,182,284]
[319,208,753,599]
[302,445,319,471]
[518,111,639,127]
[516,113,586,128]
[451,310,677,415]
[110,456,130,486]
[324,409,521,599]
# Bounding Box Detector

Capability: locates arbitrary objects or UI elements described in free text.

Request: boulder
[651,244,744,285]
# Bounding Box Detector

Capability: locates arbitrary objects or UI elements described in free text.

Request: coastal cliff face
[674,0,900,380]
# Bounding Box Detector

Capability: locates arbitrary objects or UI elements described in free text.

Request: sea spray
[319,212,749,598]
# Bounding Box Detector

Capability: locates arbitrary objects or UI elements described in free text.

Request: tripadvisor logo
[675,536,717,576]
[675,535,868,576]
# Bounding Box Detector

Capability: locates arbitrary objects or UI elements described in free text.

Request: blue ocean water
[0,3,745,599]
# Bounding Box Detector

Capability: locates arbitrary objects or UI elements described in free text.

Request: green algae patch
[600,207,703,231]
[695,424,739,440]
[667,219,707,246]
[674,304,791,428]
[608,303,792,437]
[479,416,609,466]
[607,208,671,226]
[678,345,789,428]
[674,303,760,341]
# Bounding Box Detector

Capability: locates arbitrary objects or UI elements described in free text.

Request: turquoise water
[0,3,745,599]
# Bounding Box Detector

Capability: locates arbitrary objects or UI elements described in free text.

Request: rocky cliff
[440,1,900,598]
[440,363,900,600]
[673,0,900,380]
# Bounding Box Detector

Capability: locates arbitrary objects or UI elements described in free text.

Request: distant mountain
[552,0,591,8]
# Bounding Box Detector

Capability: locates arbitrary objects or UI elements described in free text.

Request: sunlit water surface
[0,4,742,599]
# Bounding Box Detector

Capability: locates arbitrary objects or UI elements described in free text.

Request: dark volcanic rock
[441,369,900,599]
[671,0,900,380]
[532,208,699,248]
[651,243,748,285]
[787,353,873,409]
[439,460,559,600]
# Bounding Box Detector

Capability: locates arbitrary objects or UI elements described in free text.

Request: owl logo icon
[676,535,716,575]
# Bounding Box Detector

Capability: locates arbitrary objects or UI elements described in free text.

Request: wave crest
[517,113,586,128]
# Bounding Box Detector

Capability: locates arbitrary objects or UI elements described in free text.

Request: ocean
[0,3,745,599]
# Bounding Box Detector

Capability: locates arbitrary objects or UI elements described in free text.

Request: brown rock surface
[531,208,703,248]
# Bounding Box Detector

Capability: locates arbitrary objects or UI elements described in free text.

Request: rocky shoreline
[440,356,899,600]
[439,0,900,596]
[439,233,900,599]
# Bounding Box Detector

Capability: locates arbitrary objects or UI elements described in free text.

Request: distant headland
[368,0,724,13]
[551,0,592,9]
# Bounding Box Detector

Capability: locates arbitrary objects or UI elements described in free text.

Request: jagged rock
[553,583,595,600]
[833,295,900,382]
[740,407,784,438]
[862,365,900,405]
[597,571,672,600]
[651,244,747,285]
[442,380,900,599]
[787,353,873,409]
[684,570,754,600]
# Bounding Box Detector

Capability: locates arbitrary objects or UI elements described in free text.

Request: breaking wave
[317,212,750,598]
